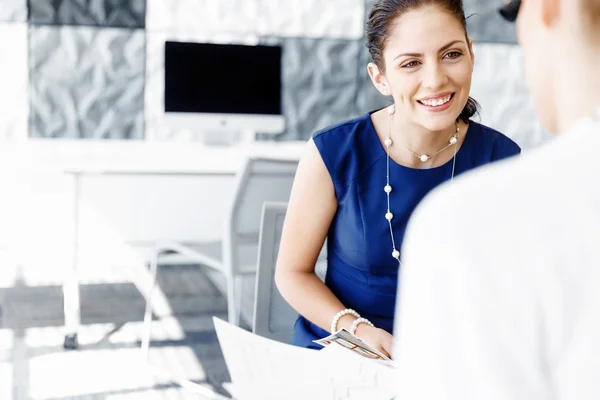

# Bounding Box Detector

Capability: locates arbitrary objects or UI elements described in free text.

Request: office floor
[0,250,233,399]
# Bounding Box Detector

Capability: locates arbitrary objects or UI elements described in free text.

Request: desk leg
[63,173,81,349]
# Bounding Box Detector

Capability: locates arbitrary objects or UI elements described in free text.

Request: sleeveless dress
[290,111,522,349]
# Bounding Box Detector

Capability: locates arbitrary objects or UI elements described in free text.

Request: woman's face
[517,0,557,133]
[376,6,474,132]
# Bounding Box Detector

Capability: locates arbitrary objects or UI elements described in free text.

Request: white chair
[141,156,299,356]
[252,201,327,343]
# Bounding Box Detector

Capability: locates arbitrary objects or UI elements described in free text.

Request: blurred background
[0,0,550,399]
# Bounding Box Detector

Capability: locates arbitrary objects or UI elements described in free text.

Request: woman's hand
[354,324,394,359]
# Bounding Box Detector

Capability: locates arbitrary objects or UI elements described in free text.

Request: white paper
[213,317,397,400]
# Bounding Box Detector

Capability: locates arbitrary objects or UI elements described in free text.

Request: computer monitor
[163,41,285,141]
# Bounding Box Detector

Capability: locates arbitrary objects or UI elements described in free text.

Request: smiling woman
[273,0,522,359]
[366,0,478,131]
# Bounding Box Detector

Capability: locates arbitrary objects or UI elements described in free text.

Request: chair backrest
[253,201,327,343]
[223,156,299,275]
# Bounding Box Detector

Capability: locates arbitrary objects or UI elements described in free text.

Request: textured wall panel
[0,24,28,141]
[281,38,362,140]
[471,44,550,149]
[29,26,145,139]
[464,0,517,44]
[29,0,146,28]
[147,0,258,34]
[0,0,26,21]
[259,0,365,39]
[365,0,378,14]
[145,32,261,141]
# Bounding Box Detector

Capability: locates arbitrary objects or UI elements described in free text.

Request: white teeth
[420,95,451,106]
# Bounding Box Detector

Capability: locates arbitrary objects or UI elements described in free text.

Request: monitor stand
[182,128,257,146]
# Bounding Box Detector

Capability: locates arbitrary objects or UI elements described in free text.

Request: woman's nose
[422,63,448,91]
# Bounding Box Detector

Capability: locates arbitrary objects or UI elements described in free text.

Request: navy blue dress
[291,111,521,349]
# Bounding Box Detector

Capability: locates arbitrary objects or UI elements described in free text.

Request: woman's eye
[444,51,462,59]
[401,60,420,68]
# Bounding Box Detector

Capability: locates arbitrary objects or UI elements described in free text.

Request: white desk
[60,141,305,349]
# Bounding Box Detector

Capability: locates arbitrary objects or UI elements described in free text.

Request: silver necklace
[384,104,459,263]
[396,112,459,162]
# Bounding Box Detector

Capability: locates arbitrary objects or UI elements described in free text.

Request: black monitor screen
[164,41,282,115]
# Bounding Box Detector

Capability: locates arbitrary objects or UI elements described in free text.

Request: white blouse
[393,110,600,400]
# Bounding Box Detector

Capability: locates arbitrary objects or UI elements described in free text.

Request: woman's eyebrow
[393,40,465,60]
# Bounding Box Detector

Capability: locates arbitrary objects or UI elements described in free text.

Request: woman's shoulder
[311,112,380,161]
[469,121,522,159]
[312,113,372,143]
[310,112,383,191]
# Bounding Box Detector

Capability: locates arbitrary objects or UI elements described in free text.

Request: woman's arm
[274,139,357,333]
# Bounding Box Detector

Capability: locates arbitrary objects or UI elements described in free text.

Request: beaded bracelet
[330,308,360,334]
[350,317,374,336]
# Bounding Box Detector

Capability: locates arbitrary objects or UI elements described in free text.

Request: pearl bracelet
[330,308,360,334]
[350,317,374,336]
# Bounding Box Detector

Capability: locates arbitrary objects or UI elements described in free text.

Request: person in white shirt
[392,0,600,399]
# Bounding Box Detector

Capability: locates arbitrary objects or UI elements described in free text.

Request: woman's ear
[367,62,389,96]
[540,0,560,28]
[468,37,475,64]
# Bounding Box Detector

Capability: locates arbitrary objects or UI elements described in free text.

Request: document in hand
[213,317,397,400]
[314,328,393,362]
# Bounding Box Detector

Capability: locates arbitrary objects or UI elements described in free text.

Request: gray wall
[0,0,549,148]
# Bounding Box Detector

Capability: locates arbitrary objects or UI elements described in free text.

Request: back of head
[579,0,600,42]
[509,0,600,133]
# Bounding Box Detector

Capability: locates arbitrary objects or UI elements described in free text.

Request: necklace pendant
[419,154,429,163]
